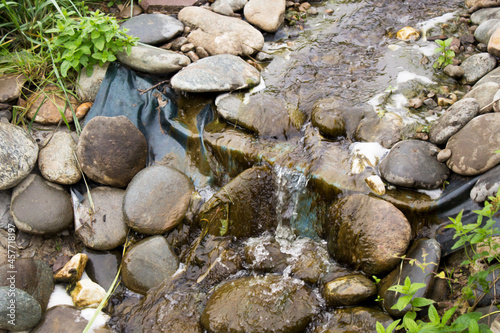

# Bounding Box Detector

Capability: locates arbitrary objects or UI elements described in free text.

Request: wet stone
[70,279,106,308]
[77,187,128,250]
[429,98,480,145]
[327,193,411,276]
[446,113,500,176]
[470,164,500,202]
[171,54,260,93]
[355,112,404,148]
[460,52,497,84]
[378,238,441,317]
[30,305,89,333]
[178,6,264,56]
[462,81,499,113]
[117,45,190,75]
[244,0,286,33]
[123,165,193,235]
[312,108,346,138]
[310,307,393,333]
[197,166,278,238]
[83,249,121,291]
[77,116,147,188]
[0,258,54,311]
[121,236,179,294]
[120,13,183,45]
[0,287,42,331]
[379,140,450,189]
[11,174,73,235]
[322,274,377,307]
[0,122,38,190]
[38,132,81,185]
[201,275,319,333]
[475,19,500,44]
[53,253,88,283]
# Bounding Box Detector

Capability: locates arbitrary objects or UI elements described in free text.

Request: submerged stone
[310,307,393,333]
[322,274,377,307]
[327,193,411,275]
[171,55,260,93]
[201,275,319,333]
[355,112,403,149]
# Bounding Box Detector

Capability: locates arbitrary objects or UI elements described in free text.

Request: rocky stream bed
[1,0,500,332]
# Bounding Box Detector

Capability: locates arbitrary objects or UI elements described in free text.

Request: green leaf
[469,320,479,333]
[409,283,427,295]
[95,35,105,51]
[376,321,386,333]
[107,53,116,62]
[441,306,456,325]
[428,304,440,324]
[60,60,71,77]
[412,297,434,308]
[392,295,412,311]
[386,320,400,333]
[444,38,453,47]
[403,314,419,332]
[91,29,100,39]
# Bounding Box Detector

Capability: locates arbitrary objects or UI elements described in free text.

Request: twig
[138,79,170,95]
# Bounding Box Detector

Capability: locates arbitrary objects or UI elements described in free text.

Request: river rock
[70,279,106,308]
[171,55,260,93]
[244,0,286,33]
[488,26,500,56]
[0,286,41,331]
[11,175,73,235]
[215,92,298,138]
[212,0,247,15]
[77,187,128,250]
[378,238,441,317]
[470,164,500,202]
[0,74,25,103]
[429,98,480,145]
[123,165,193,234]
[467,0,500,11]
[355,112,404,148]
[471,7,500,25]
[54,253,88,283]
[310,307,394,333]
[322,274,376,307]
[121,236,179,294]
[26,86,80,125]
[475,19,500,44]
[201,275,319,333]
[463,82,499,113]
[461,52,497,84]
[0,122,38,190]
[77,116,147,187]
[379,140,450,189]
[30,305,89,333]
[83,249,121,291]
[197,166,277,238]
[120,14,183,45]
[139,0,198,13]
[327,193,411,275]
[0,258,54,311]
[312,108,346,138]
[76,62,109,102]
[117,44,190,74]
[446,113,500,176]
[443,64,465,79]
[0,190,12,229]
[38,132,81,185]
[178,6,264,56]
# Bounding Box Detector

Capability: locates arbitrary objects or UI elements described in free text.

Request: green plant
[46,9,138,77]
[433,38,455,69]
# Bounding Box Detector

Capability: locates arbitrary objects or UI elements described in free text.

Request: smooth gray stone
[463,82,499,113]
[0,123,38,190]
[461,53,497,84]
[76,62,109,102]
[0,287,41,331]
[474,19,500,44]
[429,98,480,145]
[0,190,12,230]
[120,13,184,45]
[117,45,190,74]
[470,164,500,202]
[0,75,25,103]
[379,140,450,189]
[171,54,260,93]
[471,7,500,25]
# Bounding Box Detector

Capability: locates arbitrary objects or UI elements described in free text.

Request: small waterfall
[273,165,309,240]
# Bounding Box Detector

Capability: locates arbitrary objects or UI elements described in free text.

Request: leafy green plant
[47,9,138,77]
[433,38,455,69]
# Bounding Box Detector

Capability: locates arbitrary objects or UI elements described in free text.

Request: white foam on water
[397,71,435,85]
[388,44,401,51]
[80,308,110,333]
[416,43,438,56]
[349,142,390,174]
[416,12,457,40]
[47,284,74,309]
[417,188,444,200]
[243,77,266,104]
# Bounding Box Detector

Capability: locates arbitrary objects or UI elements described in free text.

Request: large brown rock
[446,113,500,176]
[76,116,147,187]
[25,86,81,125]
[178,6,264,56]
[326,193,411,275]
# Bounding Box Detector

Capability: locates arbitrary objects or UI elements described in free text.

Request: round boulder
[379,140,450,189]
[121,236,179,294]
[327,193,411,275]
[123,165,193,234]
[76,116,147,187]
[322,274,377,307]
[76,187,128,250]
[446,113,500,176]
[201,275,319,333]
[10,174,73,235]
[0,287,41,331]
[38,132,81,185]
[0,122,38,190]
